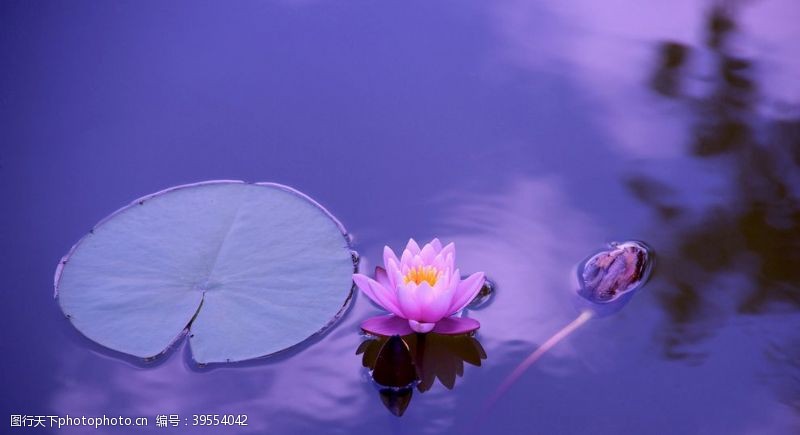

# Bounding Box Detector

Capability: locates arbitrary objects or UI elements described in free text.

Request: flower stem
[484,310,594,413]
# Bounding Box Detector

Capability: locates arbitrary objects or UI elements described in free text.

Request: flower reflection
[356,333,487,416]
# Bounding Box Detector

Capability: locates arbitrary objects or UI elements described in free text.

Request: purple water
[2,1,799,433]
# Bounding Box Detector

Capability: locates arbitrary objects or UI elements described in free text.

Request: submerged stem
[485,310,594,411]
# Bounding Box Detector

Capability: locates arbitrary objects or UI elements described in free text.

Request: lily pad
[55,181,354,364]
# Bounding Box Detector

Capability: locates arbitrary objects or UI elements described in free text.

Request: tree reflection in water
[356,333,487,416]
[633,1,799,402]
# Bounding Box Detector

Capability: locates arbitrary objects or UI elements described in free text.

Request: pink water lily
[353,238,485,336]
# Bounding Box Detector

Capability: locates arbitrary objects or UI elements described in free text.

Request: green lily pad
[55,181,354,364]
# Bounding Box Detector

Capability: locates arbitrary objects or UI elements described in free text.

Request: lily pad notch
[55,180,356,364]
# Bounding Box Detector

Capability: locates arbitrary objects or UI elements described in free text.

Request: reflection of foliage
[636,2,800,362]
[763,338,800,413]
[356,333,486,416]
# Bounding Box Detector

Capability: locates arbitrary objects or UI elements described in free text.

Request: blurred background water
[1,0,798,433]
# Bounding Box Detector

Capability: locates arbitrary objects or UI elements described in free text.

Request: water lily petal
[446,268,461,293]
[448,272,486,314]
[383,245,399,265]
[419,270,459,322]
[382,247,400,287]
[432,317,480,335]
[430,238,443,253]
[436,243,456,270]
[414,281,436,306]
[413,282,446,322]
[361,315,414,336]
[353,273,378,301]
[400,248,414,271]
[410,254,425,269]
[397,282,422,320]
[432,251,453,272]
[409,320,435,333]
[375,266,391,289]
[370,281,404,317]
[405,238,421,255]
[419,243,437,263]
[386,257,404,288]
[353,274,403,316]
[432,267,453,293]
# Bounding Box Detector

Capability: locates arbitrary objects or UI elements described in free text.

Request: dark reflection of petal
[449,335,486,367]
[356,337,382,370]
[372,336,416,388]
[379,387,413,417]
[354,338,373,359]
[357,332,487,415]
[414,333,486,392]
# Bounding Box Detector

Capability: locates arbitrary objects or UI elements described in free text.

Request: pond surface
[2,1,799,433]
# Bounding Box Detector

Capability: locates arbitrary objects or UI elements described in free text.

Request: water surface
[2,1,798,433]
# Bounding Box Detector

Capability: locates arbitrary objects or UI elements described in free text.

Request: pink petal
[353,274,403,316]
[436,243,456,269]
[405,238,421,255]
[432,317,480,335]
[396,282,422,320]
[448,272,486,314]
[361,315,414,336]
[386,258,404,288]
[430,238,443,253]
[409,254,424,269]
[409,320,435,333]
[382,247,400,286]
[375,267,391,289]
[415,282,445,322]
[432,253,448,271]
[383,245,399,265]
[400,249,414,271]
[353,273,378,300]
[418,273,458,322]
[419,243,437,263]
[414,280,434,303]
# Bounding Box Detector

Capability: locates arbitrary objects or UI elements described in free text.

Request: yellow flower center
[404,265,438,286]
